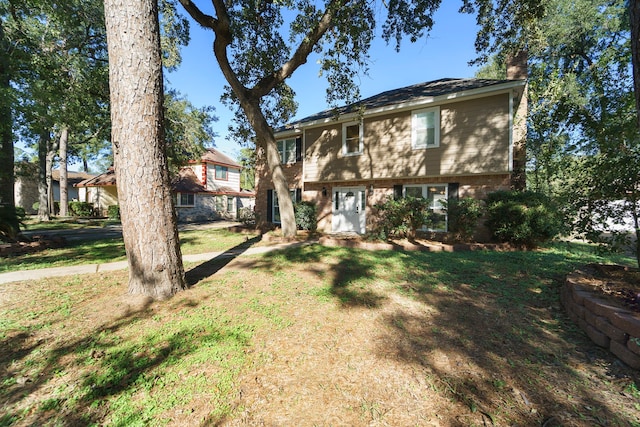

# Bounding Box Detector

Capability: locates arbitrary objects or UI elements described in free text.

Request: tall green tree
[6,0,110,219]
[238,146,256,191]
[178,0,445,237]
[164,89,217,172]
[0,14,14,210]
[476,0,640,265]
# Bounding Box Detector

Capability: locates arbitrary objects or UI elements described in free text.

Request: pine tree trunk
[59,127,68,217]
[37,130,50,221]
[46,139,57,216]
[0,20,14,210]
[104,0,186,299]
[630,0,640,129]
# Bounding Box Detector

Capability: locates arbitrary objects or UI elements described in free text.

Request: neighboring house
[76,148,255,221]
[255,53,528,237]
[74,167,119,217]
[14,161,96,214]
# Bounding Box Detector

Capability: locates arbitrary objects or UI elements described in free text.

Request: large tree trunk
[104,0,186,299]
[241,100,296,237]
[59,126,68,216]
[631,0,640,129]
[0,19,14,211]
[37,130,50,221]
[46,138,57,216]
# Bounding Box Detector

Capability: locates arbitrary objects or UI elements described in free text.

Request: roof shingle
[279,78,523,130]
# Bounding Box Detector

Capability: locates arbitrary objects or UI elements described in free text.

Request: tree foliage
[164,89,217,172]
[177,0,449,236]
[494,0,640,264]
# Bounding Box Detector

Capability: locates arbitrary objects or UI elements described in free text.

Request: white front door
[332,186,366,234]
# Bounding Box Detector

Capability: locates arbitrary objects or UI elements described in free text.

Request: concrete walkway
[3,220,313,285]
[0,240,311,285]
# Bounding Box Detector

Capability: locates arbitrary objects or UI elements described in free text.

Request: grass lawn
[1,240,639,426]
[0,228,252,273]
[21,217,121,231]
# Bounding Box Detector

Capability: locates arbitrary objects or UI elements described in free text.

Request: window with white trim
[277,138,297,164]
[174,192,195,207]
[227,196,234,212]
[272,189,296,223]
[412,107,440,149]
[342,121,363,155]
[403,184,448,231]
[215,196,225,211]
[215,165,228,180]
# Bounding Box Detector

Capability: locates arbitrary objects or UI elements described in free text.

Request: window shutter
[448,183,460,201]
[295,136,302,162]
[295,188,302,203]
[266,189,273,223]
[393,185,403,200]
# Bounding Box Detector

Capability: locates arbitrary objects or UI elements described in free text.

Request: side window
[215,196,225,211]
[215,165,228,180]
[412,107,440,149]
[342,121,363,155]
[175,192,195,207]
[402,184,448,231]
[272,189,296,223]
[278,138,297,164]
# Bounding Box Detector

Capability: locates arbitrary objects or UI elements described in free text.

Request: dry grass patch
[1,243,639,426]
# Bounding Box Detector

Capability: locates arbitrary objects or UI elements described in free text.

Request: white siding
[206,164,241,192]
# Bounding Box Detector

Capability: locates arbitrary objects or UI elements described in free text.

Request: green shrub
[107,205,120,220]
[485,190,563,247]
[294,201,317,232]
[68,201,94,218]
[443,197,483,242]
[372,196,432,240]
[0,205,25,242]
[238,206,255,225]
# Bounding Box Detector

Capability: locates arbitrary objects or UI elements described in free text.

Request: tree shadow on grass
[0,296,155,424]
[1,285,251,426]
[241,244,390,308]
[376,249,640,426]
[185,235,262,287]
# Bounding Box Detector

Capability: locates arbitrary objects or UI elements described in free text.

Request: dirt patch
[0,235,66,256]
[577,263,640,313]
[2,247,640,426]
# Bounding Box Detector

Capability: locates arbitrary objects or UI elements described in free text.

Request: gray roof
[278,78,521,131]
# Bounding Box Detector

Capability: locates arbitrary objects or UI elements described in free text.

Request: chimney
[506,50,528,80]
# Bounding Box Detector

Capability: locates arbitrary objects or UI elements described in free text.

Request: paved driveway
[19,220,241,242]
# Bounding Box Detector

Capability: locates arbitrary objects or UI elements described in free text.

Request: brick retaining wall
[561,271,640,370]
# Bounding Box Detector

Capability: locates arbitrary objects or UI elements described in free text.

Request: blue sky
[166,1,482,160]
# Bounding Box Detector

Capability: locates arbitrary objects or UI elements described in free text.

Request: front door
[332,186,366,234]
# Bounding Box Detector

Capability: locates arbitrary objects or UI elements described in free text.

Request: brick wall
[561,271,640,370]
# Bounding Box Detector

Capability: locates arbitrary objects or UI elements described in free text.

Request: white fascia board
[276,80,526,136]
[273,128,303,140]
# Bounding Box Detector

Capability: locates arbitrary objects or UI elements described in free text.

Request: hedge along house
[76,148,255,221]
[255,53,528,237]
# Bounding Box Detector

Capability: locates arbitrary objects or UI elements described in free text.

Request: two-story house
[255,53,527,237]
[76,148,254,221]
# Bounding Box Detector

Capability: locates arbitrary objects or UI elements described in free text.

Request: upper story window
[278,138,297,164]
[412,107,440,149]
[342,121,363,156]
[215,165,228,180]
